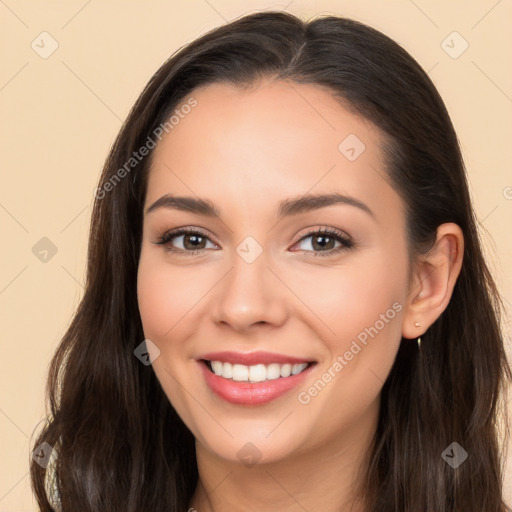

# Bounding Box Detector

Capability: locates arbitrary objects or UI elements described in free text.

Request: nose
[210,249,289,333]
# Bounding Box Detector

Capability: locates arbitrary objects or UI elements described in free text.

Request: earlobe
[402,223,464,340]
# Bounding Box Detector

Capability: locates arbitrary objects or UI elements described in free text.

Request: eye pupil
[184,234,205,250]
[312,235,334,250]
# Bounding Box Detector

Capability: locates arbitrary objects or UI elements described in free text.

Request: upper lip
[197,351,315,366]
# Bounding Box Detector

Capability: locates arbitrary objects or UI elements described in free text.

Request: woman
[30,10,511,511]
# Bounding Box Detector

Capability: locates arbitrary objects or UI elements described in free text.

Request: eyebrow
[145,192,375,220]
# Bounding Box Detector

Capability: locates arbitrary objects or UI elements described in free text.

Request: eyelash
[153,226,355,258]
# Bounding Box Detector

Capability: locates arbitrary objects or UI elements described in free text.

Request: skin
[136,78,464,511]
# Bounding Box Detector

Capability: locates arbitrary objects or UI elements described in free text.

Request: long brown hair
[30,11,511,511]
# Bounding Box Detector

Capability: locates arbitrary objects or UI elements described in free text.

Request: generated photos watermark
[297,301,403,405]
[94,96,197,200]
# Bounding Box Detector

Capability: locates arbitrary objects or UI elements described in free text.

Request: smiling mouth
[201,359,316,383]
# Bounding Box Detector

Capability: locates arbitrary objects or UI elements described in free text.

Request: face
[137,79,412,465]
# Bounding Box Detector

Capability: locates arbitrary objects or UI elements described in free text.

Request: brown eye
[180,233,207,250]
[154,228,218,255]
[293,228,354,257]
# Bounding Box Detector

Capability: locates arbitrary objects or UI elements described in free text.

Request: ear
[402,223,464,339]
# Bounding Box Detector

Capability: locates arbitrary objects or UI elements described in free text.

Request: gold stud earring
[414,321,422,350]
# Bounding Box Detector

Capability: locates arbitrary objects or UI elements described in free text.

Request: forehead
[146,79,401,224]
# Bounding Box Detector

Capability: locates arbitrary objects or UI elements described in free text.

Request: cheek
[291,259,406,437]
[136,251,192,341]
[290,249,408,416]
[295,257,406,345]
[137,240,221,340]
[137,261,169,340]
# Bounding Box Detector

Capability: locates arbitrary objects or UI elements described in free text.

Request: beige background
[1,0,511,509]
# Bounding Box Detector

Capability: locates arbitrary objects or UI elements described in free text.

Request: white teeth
[266,363,281,380]
[248,364,266,382]
[232,364,249,381]
[208,360,309,382]
[223,362,233,379]
[211,361,223,376]
[291,364,304,375]
[280,363,292,378]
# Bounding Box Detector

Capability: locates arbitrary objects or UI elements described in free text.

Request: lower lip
[197,360,316,406]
